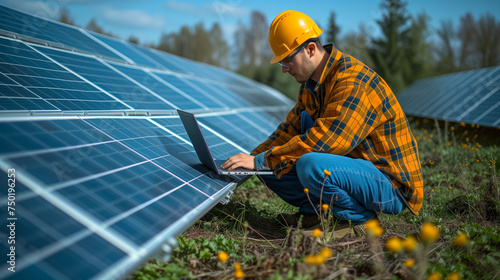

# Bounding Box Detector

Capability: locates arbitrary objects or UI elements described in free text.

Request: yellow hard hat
[268,10,323,64]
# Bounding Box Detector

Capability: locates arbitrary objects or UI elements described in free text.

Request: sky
[1,0,499,46]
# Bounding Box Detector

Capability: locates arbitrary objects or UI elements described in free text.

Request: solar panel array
[397,66,500,127]
[0,5,293,280]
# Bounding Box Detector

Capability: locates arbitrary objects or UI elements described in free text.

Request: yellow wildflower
[386,237,403,253]
[304,188,309,194]
[320,248,333,259]
[365,219,383,237]
[234,269,245,279]
[428,272,442,280]
[314,254,325,265]
[217,251,228,262]
[452,232,469,247]
[402,236,417,252]
[322,204,329,212]
[234,262,241,270]
[446,272,461,280]
[420,223,440,243]
[312,228,322,238]
[304,255,316,265]
[323,169,331,176]
[404,258,415,268]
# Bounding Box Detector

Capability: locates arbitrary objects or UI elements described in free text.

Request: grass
[132,119,500,280]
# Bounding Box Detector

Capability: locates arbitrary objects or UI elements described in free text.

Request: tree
[368,0,411,93]
[338,24,374,67]
[58,8,75,26]
[458,13,500,69]
[435,20,457,74]
[234,11,271,68]
[435,13,500,73]
[209,23,229,68]
[325,12,340,45]
[127,36,139,45]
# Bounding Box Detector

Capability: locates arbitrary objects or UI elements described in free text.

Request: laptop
[177,110,274,176]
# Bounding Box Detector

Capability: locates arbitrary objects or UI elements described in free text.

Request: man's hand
[221,153,255,171]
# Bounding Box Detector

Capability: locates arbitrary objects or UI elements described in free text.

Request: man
[222,10,423,232]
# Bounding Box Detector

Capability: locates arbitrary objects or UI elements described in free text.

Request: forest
[58,0,500,100]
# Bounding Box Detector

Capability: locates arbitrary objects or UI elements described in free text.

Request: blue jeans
[259,153,406,224]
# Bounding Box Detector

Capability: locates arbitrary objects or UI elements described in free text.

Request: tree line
[58,0,500,99]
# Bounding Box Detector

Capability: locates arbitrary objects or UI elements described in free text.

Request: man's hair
[305,38,324,51]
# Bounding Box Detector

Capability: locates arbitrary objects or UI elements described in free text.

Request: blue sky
[2,0,499,45]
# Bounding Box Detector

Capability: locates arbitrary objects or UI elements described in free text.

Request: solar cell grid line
[32,44,171,111]
[193,80,252,108]
[199,112,278,152]
[132,45,192,75]
[178,76,229,109]
[0,36,128,112]
[456,87,500,123]
[110,63,206,111]
[152,73,223,109]
[90,32,164,69]
[0,5,124,62]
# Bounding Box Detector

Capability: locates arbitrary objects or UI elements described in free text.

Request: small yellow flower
[386,237,403,253]
[234,262,241,270]
[312,228,322,238]
[428,272,442,280]
[322,204,329,212]
[323,169,331,176]
[420,223,440,243]
[234,269,245,279]
[446,272,461,280]
[320,248,333,259]
[364,218,380,230]
[449,187,453,190]
[304,188,309,194]
[452,232,469,247]
[402,236,417,252]
[365,219,383,237]
[314,254,325,265]
[432,189,435,192]
[404,258,415,268]
[304,255,316,265]
[217,251,228,262]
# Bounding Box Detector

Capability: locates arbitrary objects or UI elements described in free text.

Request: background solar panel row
[0,4,293,280]
[397,66,500,127]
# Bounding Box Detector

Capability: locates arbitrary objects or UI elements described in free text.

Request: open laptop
[177,110,273,176]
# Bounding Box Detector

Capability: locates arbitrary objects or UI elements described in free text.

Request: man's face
[281,44,316,84]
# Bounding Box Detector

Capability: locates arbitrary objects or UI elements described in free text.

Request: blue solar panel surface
[397,66,500,127]
[0,4,293,280]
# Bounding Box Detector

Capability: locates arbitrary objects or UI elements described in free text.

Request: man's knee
[296,153,323,186]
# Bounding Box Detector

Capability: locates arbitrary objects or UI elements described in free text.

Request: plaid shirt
[252,45,424,214]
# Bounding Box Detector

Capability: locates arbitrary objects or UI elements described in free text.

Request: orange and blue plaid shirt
[252,45,424,214]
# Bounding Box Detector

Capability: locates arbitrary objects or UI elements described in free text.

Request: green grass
[132,120,500,280]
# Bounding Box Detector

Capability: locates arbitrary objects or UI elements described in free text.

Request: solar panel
[0,37,127,111]
[0,5,124,61]
[397,66,500,127]
[0,4,293,280]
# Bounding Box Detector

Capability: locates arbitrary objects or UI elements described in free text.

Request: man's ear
[306,42,317,58]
